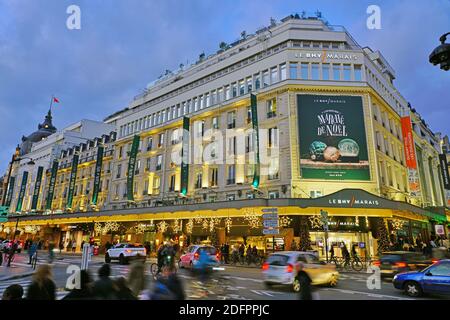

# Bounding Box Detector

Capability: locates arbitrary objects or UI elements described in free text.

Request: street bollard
[81,243,90,270]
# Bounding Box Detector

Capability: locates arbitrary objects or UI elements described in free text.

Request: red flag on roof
[53,97,60,103]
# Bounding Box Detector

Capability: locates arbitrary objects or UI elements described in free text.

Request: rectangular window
[225,86,231,100]
[195,172,202,189]
[239,80,245,95]
[268,127,279,148]
[301,63,309,79]
[268,191,279,199]
[156,155,162,171]
[263,70,269,87]
[212,116,219,130]
[169,175,176,192]
[270,67,278,83]
[206,93,210,108]
[232,83,237,98]
[280,63,286,80]
[254,74,261,90]
[333,64,340,80]
[146,158,151,171]
[246,77,252,93]
[267,99,277,118]
[228,137,237,156]
[210,168,218,187]
[322,63,330,80]
[227,111,236,129]
[311,63,319,80]
[246,134,254,153]
[227,165,236,184]
[343,64,351,81]
[290,62,298,79]
[218,88,223,102]
[116,164,122,179]
[354,65,362,81]
[246,106,252,124]
[158,133,164,148]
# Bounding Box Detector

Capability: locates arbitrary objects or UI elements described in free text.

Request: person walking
[63,270,93,300]
[161,264,185,300]
[28,241,38,265]
[72,240,77,253]
[92,264,118,299]
[128,260,146,297]
[224,243,230,264]
[298,273,313,300]
[6,241,18,267]
[48,240,55,263]
[26,265,56,300]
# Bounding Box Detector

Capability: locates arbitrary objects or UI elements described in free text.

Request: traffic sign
[262,213,278,220]
[263,220,279,228]
[263,228,279,235]
[262,208,278,213]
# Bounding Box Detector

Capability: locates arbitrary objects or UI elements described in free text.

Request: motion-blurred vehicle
[178,245,220,268]
[373,251,434,280]
[393,259,450,297]
[262,251,339,292]
[0,240,23,253]
[105,243,146,264]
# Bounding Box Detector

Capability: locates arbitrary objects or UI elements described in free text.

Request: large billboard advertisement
[297,95,370,180]
[401,116,421,197]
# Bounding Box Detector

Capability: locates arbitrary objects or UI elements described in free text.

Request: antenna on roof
[315,10,322,18]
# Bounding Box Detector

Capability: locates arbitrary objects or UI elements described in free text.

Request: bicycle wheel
[352,259,363,272]
[150,263,159,276]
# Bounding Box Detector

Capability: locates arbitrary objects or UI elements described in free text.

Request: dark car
[374,251,433,280]
[393,260,450,297]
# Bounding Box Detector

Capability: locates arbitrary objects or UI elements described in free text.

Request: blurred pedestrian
[290,240,298,251]
[72,240,77,253]
[28,241,37,264]
[2,284,24,300]
[298,273,313,300]
[26,265,56,300]
[63,270,93,300]
[92,263,118,299]
[48,240,55,263]
[224,243,230,264]
[115,277,138,300]
[59,241,64,254]
[161,264,185,300]
[128,260,146,297]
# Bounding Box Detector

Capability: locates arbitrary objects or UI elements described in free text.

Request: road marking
[250,289,277,297]
[323,288,414,300]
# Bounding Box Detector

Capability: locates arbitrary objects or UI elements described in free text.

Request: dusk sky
[0,0,449,174]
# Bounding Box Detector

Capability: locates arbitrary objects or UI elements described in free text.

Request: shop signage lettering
[15,171,28,212]
[251,94,260,188]
[294,52,359,61]
[180,117,190,196]
[91,145,104,205]
[66,153,79,209]
[327,197,380,207]
[5,176,15,207]
[438,154,450,190]
[127,135,140,201]
[45,160,59,210]
[401,116,421,197]
[31,166,44,210]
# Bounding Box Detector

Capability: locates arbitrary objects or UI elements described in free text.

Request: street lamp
[1,147,35,207]
[429,32,450,71]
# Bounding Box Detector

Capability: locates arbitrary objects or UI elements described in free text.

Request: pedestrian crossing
[0,278,68,300]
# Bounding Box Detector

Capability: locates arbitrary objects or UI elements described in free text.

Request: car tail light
[372,260,381,267]
[262,262,269,271]
[194,252,199,260]
[286,264,294,273]
[125,249,132,253]
[395,261,407,268]
[216,252,220,259]
[431,258,439,264]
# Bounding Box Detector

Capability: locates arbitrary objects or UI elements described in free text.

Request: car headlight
[393,275,398,281]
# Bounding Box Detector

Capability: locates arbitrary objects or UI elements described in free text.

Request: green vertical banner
[31,166,44,210]
[91,145,104,205]
[5,176,16,207]
[45,160,59,210]
[180,116,190,196]
[66,153,79,209]
[16,171,28,212]
[127,135,140,201]
[250,94,260,188]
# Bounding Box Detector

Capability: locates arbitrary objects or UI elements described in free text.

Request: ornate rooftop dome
[19,110,57,156]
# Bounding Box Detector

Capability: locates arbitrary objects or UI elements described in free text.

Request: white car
[178,245,220,269]
[105,243,146,264]
[262,251,339,292]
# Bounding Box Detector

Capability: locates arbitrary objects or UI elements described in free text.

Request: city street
[0,252,447,300]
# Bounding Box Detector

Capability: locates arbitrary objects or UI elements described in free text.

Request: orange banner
[401,116,417,169]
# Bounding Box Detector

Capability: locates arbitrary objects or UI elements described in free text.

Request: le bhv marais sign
[294,51,359,62]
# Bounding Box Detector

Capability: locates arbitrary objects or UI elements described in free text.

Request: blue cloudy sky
[0,0,449,173]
